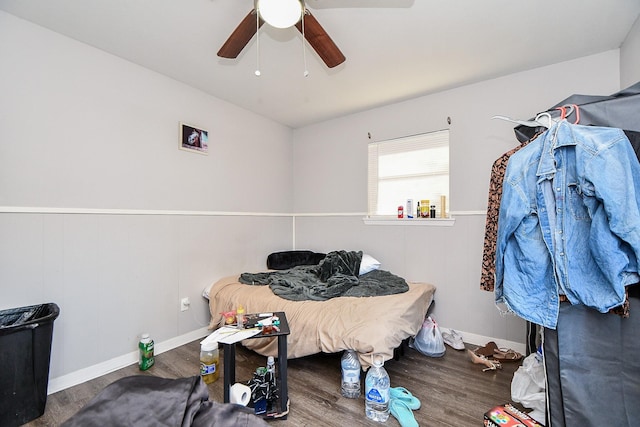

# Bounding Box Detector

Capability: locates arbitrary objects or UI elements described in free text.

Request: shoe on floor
[442,329,465,350]
[474,341,498,357]
[390,387,421,410]
[467,349,502,371]
[493,347,523,362]
[390,399,419,427]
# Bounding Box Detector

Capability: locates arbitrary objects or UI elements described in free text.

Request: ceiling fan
[217,0,346,68]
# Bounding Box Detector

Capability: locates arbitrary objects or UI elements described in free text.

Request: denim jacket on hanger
[495,121,640,329]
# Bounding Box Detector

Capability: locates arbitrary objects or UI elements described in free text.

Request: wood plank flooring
[25,340,525,426]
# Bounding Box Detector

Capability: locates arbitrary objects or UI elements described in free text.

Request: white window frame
[366,130,452,225]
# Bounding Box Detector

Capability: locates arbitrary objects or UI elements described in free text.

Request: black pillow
[266,250,326,270]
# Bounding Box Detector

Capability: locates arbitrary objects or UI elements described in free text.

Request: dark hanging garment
[625,130,640,160]
[543,295,640,427]
[514,81,640,143]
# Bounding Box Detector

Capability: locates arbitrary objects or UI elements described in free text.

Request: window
[368,130,449,217]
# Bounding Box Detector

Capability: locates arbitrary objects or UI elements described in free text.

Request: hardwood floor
[25,340,524,426]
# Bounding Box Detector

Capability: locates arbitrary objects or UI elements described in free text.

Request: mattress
[207,274,436,369]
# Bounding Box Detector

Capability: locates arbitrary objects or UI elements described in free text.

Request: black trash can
[0,303,60,427]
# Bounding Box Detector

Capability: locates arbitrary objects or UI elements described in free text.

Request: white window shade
[368,130,449,216]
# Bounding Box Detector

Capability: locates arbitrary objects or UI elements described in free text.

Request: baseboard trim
[47,326,525,395]
[47,327,211,394]
[440,328,526,355]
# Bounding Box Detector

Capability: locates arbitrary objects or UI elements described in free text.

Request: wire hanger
[534,112,553,128]
[492,113,553,128]
[492,103,580,129]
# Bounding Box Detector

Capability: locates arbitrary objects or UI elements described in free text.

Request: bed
[205,250,436,369]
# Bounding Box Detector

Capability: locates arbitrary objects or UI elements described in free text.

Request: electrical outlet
[180,297,190,312]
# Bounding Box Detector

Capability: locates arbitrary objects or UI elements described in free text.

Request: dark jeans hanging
[543,294,640,427]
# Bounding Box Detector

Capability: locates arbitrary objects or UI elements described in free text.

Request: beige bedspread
[207,275,436,369]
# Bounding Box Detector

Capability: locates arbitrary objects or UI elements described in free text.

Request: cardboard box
[484,403,544,427]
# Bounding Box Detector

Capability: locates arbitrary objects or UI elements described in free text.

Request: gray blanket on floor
[61,376,269,427]
[239,250,409,301]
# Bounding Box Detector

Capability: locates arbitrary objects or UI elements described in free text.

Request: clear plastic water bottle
[341,349,361,398]
[236,304,245,329]
[364,354,390,422]
[267,355,276,386]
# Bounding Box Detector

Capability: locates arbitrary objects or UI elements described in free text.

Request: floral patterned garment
[480,142,530,292]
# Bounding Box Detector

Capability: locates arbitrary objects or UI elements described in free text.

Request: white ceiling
[2,0,639,128]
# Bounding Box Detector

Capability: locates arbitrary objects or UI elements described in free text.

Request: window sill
[363,216,455,226]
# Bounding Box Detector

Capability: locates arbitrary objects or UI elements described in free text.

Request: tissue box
[484,403,544,427]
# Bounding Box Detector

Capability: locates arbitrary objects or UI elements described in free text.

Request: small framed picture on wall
[179,122,209,154]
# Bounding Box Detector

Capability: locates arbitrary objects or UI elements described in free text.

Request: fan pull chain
[302,9,309,77]
[255,10,261,76]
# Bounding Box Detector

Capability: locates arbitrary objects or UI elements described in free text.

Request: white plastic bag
[511,352,545,413]
[410,316,445,357]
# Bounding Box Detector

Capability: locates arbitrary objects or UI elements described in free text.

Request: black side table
[222,311,290,418]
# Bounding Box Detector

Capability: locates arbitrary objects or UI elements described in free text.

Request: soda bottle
[138,333,155,371]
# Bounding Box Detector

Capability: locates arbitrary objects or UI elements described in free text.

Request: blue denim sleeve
[494,161,530,300]
[585,133,640,264]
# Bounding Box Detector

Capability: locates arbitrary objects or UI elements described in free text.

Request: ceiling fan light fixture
[257,0,303,29]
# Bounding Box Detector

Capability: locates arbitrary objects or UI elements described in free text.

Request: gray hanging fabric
[514,81,640,143]
[543,299,640,427]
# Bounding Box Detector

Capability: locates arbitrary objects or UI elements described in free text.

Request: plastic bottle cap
[141,333,149,339]
[201,341,218,352]
[267,356,274,364]
[371,353,384,368]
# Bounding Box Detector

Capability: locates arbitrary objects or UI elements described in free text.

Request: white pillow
[359,253,381,275]
[202,282,214,300]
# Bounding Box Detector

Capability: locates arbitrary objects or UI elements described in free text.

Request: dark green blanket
[239,250,409,301]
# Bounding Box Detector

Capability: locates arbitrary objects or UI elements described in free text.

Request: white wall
[292,50,621,348]
[0,12,291,212]
[621,15,640,89]
[1,6,636,393]
[0,11,294,391]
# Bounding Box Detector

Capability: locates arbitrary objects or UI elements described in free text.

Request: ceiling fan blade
[217,10,264,59]
[295,12,345,68]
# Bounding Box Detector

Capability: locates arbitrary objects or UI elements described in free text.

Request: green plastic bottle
[139,333,155,371]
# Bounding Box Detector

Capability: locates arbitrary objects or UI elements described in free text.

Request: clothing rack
[499,82,640,427]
